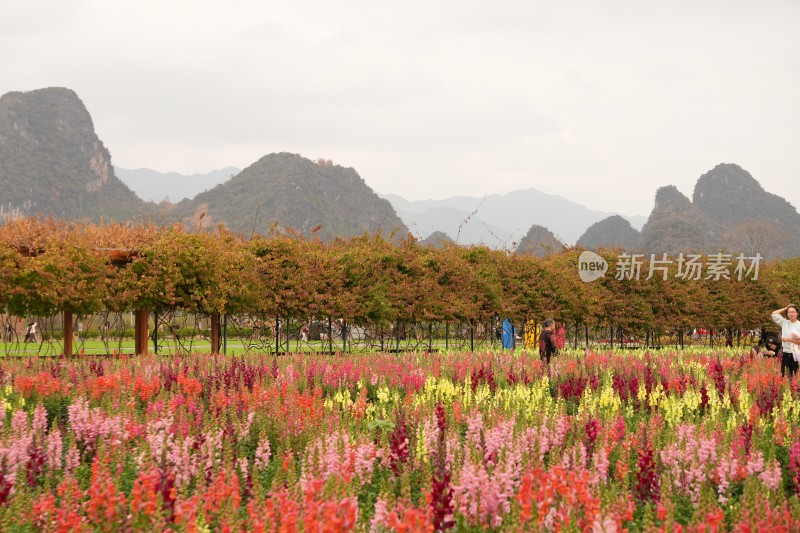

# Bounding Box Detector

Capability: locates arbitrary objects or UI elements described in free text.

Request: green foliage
[358,462,390,525]
[117,453,139,498]
[671,494,694,526]
[42,393,72,430]
[1,217,798,334]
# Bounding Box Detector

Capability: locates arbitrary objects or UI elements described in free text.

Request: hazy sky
[2,1,798,215]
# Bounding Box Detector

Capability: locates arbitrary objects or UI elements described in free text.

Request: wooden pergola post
[134,308,149,355]
[210,313,220,355]
[63,311,73,356]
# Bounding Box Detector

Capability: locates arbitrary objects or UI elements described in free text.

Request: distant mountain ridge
[383,191,647,247]
[115,166,240,203]
[2,87,798,259]
[419,231,454,249]
[0,88,406,240]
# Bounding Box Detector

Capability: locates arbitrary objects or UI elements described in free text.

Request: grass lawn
[0,335,513,356]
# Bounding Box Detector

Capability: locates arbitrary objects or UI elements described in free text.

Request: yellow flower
[737,386,751,418]
[597,375,622,419]
[376,386,391,405]
[463,374,473,408]
[660,395,683,428]
[682,387,701,417]
[648,383,664,410]
[637,383,647,404]
[578,385,598,417]
[416,425,429,464]
[707,385,721,423]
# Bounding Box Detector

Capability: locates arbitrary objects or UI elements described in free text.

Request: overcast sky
[1,0,798,215]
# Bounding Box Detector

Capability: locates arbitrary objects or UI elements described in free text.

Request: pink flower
[759,460,783,491]
[746,450,765,477]
[591,447,610,486]
[32,406,47,437]
[254,436,271,470]
[46,429,63,472]
[65,444,80,475]
[68,399,125,454]
[369,498,389,533]
[717,452,738,505]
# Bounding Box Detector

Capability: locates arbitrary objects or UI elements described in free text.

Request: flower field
[0,349,799,532]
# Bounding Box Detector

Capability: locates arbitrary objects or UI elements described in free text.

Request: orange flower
[774,418,788,445]
[178,374,203,397]
[88,375,120,401]
[134,376,161,403]
[351,387,369,419]
[85,456,127,532]
[247,490,299,533]
[202,469,241,518]
[15,372,62,398]
[130,466,160,518]
[32,493,56,531]
[386,502,434,533]
[174,494,201,533]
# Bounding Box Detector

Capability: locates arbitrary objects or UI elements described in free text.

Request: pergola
[58,249,222,356]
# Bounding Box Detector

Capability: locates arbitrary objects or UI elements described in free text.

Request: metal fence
[0,309,763,356]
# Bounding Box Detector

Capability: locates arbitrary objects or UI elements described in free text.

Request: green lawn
[0,335,514,356]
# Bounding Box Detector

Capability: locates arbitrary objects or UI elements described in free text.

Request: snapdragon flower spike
[430,403,454,531]
[636,438,660,504]
[389,410,409,475]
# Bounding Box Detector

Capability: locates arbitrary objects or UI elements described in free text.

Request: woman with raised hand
[771,304,800,378]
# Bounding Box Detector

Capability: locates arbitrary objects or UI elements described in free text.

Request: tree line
[1,218,798,337]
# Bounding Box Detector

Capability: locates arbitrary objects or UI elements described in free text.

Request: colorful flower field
[0,349,799,532]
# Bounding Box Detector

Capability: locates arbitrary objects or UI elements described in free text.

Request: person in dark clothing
[539,318,558,364]
[751,332,780,359]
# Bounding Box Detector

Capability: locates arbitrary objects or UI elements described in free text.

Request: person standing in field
[24,321,38,343]
[771,304,800,378]
[556,322,567,349]
[539,318,558,364]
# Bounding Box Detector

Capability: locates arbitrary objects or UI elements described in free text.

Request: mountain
[633,164,798,259]
[693,163,796,226]
[394,205,515,248]
[174,153,408,241]
[4,88,796,256]
[515,224,564,257]
[577,215,641,251]
[0,87,151,222]
[419,231,455,249]
[382,191,647,247]
[115,166,240,203]
[639,185,722,255]
[693,163,798,258]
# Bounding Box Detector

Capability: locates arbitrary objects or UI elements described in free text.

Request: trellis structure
[43,249,218,357]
